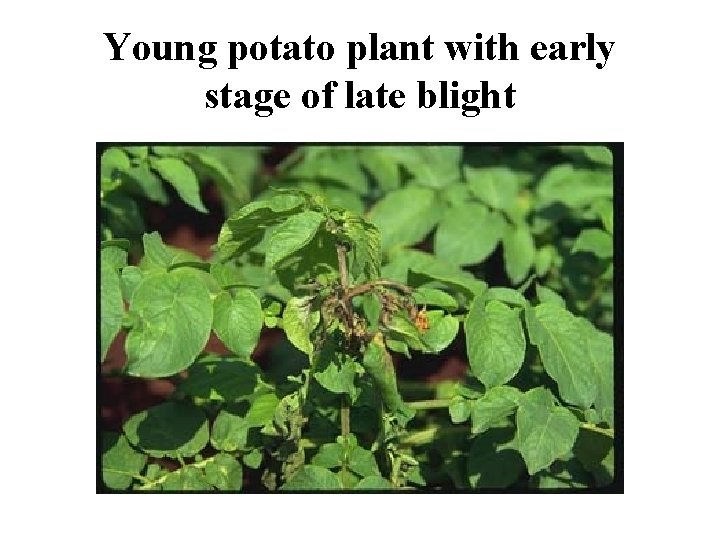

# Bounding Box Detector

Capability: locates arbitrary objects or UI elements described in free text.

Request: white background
[1,0,717,537]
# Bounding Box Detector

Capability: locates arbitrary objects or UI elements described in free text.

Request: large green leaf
[421,311,460,353]
[152,157,208,213]
[125,270,213,377]
[216,192,306,261]
[123,401,209,458]
[434,203,507,266]
[100,252,124,362]
[102,432,147,490]
[525,304,598,408]
[412,287,458,311]
[368,186,441,251]
[213,289,263,356]
[465,300,526,388]
[266,211,325,269]
[281,465,343,490]
[282,296,320,355]
[465,167,520,211]
[503,224,535,284]
[515,388,580,474]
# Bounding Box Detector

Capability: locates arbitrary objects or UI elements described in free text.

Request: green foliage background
[100,144,616,491]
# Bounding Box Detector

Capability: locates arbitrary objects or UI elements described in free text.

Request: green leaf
[102,192,145,238]
[348,445,381,478]
[572,228,613,259]
[449,396,471,423]
[282,296,320,355]
[123,401,209,458]
[434,204,506,266]
[534,245,555,277]
[266,211,325,269]
[580,320,614,426]
[140,231,202,270]
[483,287,528,307]
[314,353,357,397]
[216,192,306,261]
[204,453,243,490]
[537,165,612,208]
[368,186,441,251]
[535,284,565,308]
[467,429,525,488]
[213,289,263,356]
[101,253,124,362]
[311,443,344,469]
[470,386,522,434]
[243,449,263,469]
[412,287,458,311]
[354,476,394,490]
[152,157,208,213]
[345,215,381,280]
[178,356,265,402]
[465,300,526,388]
[286,148,369,194]
[121,165,168,204]
[101,148,131,179]
[281,465,343,490]
[387,314,425,350]
[125,270,213,377]
[246,393,281,427]
[465,167,520,211]
[211,407,249,452]
[503,224,535,284]
[525,304,598,408]
[582,145,613,166]
[162,467,212,490]
[102,432,147,490]
[535,458,591,489]
[421,311,460,353]
[120,266,144,302]
[401,146,462,188]
[515,388,580,475]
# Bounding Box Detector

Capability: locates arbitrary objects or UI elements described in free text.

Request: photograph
[98,143,620,492]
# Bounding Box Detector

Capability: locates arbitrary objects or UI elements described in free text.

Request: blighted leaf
[125,270,213,377]
[525,304,597,408]
[465,167,520,211]
[515,388,580,474]
[572,228,613,259]
[345,216,381,280]
[205,453,243,490]
[101,254,124,362]
[123,401,209,458]
[467,429,524,488]
[282,296,320,355]
[354,476,394,490]
[412,287,458,311]
[152,157,208,213]
[314,353,357,397]
[421,311,460,353]
[434,204,507,266]
[465,300,526,388]
[368,186,441,251]
[470,386,522,434]
[213,289,263,356]
[503,224,535,285]
[102,432,147,490]
[281,465,343,490]
[362,341,414,426]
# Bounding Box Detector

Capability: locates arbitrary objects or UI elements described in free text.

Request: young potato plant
[101,183,615,491]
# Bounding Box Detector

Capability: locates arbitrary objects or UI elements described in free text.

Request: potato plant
[100,144,616,491]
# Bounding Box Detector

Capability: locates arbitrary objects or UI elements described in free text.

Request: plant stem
[580,423,614,438]
[408,399,452,410]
